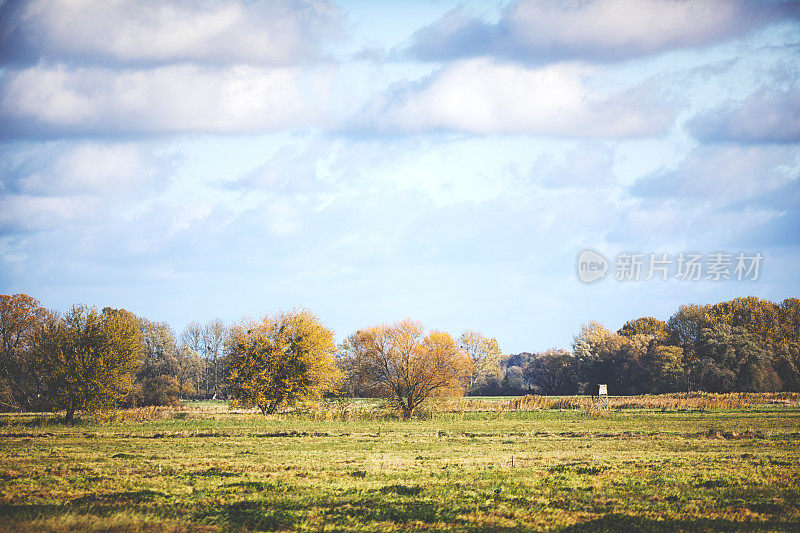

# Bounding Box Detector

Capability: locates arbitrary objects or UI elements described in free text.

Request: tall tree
[693,323,777,392]
[775,298,800,391]
[706,297,781,348]
[40,306,142,422]
[226,310,340,415]
[639,343,685,393]
[174,346,203,397]
[458,330,502,392]
[133,318,182,406]
[181,321,204,353]
[181,321,210,396]
[138,319,178,382]
[0,294,53,411]
[203,319,226,398]
[667,304,709,391]
[524,349,576,395]
[345,320,471,418]
[573,322,653,394]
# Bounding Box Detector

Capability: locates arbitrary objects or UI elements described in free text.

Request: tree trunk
[263,400,279,415]
[65,406,75,423]
[402,397,414,419]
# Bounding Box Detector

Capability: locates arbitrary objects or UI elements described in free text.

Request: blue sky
[1,0,798,353]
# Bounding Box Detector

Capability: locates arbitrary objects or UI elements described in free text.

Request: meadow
[0,394,799,532]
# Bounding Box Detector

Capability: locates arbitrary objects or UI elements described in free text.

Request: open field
[1,396,799,532]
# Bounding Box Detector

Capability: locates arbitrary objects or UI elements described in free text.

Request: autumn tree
[573,322,665,395]
[174,346,203,397]
[39,306,142,422]
[617,317,685,392]
[618,317,669,342]
[523,349,577,395]
[458,330,502,392]
[344,320,471,418]
[706,297,781,348]
[226,310,340,415]
[131,318,182,406]
[0,294,53,411]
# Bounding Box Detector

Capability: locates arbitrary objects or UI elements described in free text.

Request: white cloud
[1,0,342,66]
[3,142,169,196]
[408,0,796,62]
[507,0,770,57]
[356,59,674,137]
[0,64,336,137]
[0,194,100,232]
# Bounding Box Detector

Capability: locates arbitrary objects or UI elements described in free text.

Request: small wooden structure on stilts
[597,384,609,410]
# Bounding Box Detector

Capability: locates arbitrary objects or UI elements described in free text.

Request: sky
[0,0,799,353]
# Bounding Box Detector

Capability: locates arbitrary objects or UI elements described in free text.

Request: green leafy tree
[226,310,341,415]
[639,343,685,393]
[667,304,710,391]
[693,323,777,392]
[774,298,800,391]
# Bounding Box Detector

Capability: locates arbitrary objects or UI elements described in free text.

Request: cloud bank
[408,0,798,63]
[0,64,336,138]
[354,60,674,137]
[0,0,342,66]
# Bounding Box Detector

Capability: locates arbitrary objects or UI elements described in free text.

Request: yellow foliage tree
[226,309,341,415]
[40,305,143,422]
[346,319,471,418]
[458,330,502,391]
[0,293,53,410]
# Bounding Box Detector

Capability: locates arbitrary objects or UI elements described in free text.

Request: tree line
[0,293,797,420]
[486,297,799,396]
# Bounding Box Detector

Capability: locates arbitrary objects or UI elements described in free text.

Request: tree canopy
[0,294,53,411]
[39,306,142,422]
[458,330,502,392]
[226,309,341,415]
[343,320,471,418]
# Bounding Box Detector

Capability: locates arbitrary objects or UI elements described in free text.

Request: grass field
[0,396,799,531]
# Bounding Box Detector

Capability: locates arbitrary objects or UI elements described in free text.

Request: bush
[130,376,182,407]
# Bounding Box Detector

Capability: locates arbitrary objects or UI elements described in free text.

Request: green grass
[0,402,798,531]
